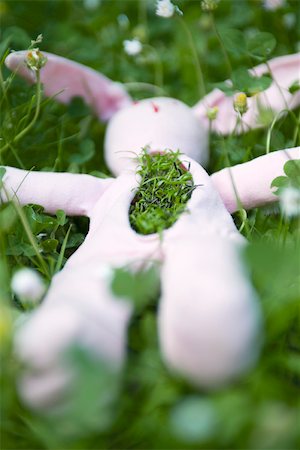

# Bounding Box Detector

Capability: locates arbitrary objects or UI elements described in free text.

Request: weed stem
[177,17,206,99]
[0,71,42,155]
[210,12,232,78]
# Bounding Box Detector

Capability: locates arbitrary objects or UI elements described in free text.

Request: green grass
[0,1,300,449]
[129,150,194,235]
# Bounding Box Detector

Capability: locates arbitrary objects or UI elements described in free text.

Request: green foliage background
[0,0,300,449]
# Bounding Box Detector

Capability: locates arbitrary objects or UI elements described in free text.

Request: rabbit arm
[193,53,300,135]
[5,51,132,121]
[0,166,113,217]
[210,147,300,213]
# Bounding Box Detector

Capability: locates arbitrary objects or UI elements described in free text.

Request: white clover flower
[283,13,296,28]
[37,233,47,240]
[11,268,46,304]
[201,0,220,11]
[156,0,175,18]
[263,0,285,11]
[26,48,47,72]
[83,0,102,10]
[123,38,142,56]
[279,186,300,218]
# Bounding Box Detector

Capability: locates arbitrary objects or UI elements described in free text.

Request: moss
[129,150,194,235]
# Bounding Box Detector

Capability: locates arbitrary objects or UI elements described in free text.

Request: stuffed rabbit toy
[1,49,300,410]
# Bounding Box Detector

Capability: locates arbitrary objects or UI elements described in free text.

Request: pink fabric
[5,52,300,172]
[1,166,113,216]
[159,234,261,388]
[193,53,300,134]
[2,151,298,409]
[3,48,300,409]
[2,155,263,408]
[104,97,208,175]
[2,167,160,409]
[5,51,132,121]
[159,156,261,387]
[211,147,300,213]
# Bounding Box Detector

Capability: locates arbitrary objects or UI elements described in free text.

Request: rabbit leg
[158,233,262,389]
[15,264,132,410]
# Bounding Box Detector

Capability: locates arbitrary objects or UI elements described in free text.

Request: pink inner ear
[5,51,132,121]
[192,53,300,135]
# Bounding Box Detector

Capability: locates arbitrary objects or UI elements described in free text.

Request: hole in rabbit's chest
[129,150,194,235]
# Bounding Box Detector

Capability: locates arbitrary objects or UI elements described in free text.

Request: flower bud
[206,106,219,121]
[26,48,47,72]
[201,0,219,12]
[233,92,248,115]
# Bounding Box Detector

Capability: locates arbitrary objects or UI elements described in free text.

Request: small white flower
[156,0,175,18]
[123,38,142,56]
[279,186,300,217]
[37,233,47,240]
[118,14,130,30]
[201,0,220,11]
[11,268,46,304]
[83,0,102,10]
[263,0,285,11]
[283,13,296,28]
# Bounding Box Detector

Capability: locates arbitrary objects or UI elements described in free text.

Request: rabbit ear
[5,51,132,121]
[193,53,300,135]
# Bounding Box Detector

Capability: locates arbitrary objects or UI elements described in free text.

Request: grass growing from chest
[129,150,194,235]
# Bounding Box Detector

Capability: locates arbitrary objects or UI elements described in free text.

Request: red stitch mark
[151,102,160,113]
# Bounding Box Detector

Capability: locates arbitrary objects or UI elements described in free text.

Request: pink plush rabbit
[1,50,300,410]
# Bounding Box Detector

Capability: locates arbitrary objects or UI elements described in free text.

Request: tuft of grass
[129,150,194,235]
